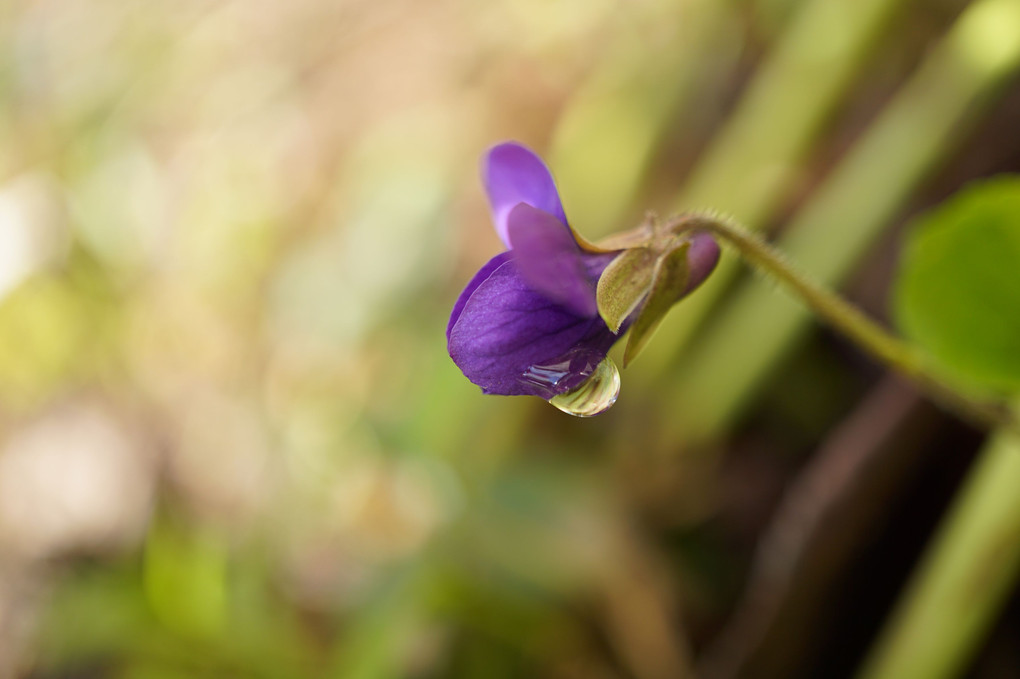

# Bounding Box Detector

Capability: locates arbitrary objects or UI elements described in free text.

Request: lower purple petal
[447,258,619,397]
[447,251,513,340]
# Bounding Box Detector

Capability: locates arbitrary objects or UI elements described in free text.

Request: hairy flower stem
[666,213,1016,432]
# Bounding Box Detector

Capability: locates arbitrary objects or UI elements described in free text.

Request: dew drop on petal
[548,357,620,417]
[518,347,604,398]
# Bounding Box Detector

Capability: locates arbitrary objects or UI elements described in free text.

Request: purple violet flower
[447,141,718,401]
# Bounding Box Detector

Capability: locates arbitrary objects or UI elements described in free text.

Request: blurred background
[1,0,1019,676]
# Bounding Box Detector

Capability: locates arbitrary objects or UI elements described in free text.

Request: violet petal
[447,259,618,397]
[506,203,601,317]
[446,251,512,340]
[483,142,568,248]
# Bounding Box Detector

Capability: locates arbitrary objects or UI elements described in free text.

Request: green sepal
[596,247,657,333]
[623,241,691,366]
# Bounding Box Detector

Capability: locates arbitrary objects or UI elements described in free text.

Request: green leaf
[596,247,657,332]
[895,176,1020,392]
[623,242,690,366]
[143,519,228,640]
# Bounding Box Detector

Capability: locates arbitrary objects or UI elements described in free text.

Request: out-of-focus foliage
[0,0,1019,678]
[895,177,1020,392]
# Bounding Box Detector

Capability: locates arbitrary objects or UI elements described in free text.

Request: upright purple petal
[483,142,569,248]
[447,258,618,397]
[506,204,611,317]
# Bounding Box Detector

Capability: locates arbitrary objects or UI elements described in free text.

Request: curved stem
[666,213,1015,432]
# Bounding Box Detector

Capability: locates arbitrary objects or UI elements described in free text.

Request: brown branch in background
[696,376,947,679]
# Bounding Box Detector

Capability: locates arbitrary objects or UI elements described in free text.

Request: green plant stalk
[668,215,1013,433]
[659,0,1020,441]
[856,422,1020,679]
[630,0,910,381]
[661,2,1020,676]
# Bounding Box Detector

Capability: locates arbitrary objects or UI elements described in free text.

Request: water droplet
[518,349,621,417]
[548,357,620,417]
[518,347,604,398]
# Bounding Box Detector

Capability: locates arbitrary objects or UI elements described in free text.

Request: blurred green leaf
[38,562,152,665]
[895,176,1020,392]
[143,520,228,641]
[327,564,428,679]
[40,552,318,677]
[0,252,121,408]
